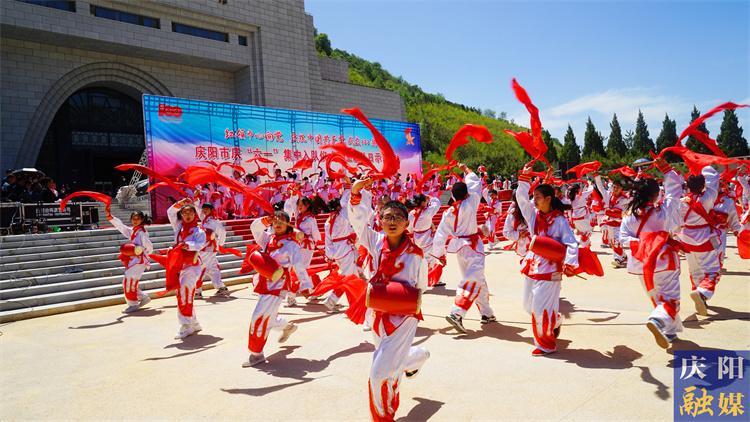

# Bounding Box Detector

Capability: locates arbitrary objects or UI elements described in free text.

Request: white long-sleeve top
[348,188,427,328]
[502,205,530,257]
[201,215,226,253]
[594,176,628,225]
[515,179,578,280]
[432,172,483,257]
[110,215,153,266]
[167,204,206,253]
[325,190,355,260]
[619,169,683,274]
[284,194,321,250]
[737,175,750,209]
[571,183,594,221]
[678,166,720,246]
[250,218,311,293]
[713,193,741,232]
[408,195,441,250]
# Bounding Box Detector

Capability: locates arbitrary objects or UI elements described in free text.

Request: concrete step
[0,273,251,323]
[0,229,177,250]
[0,235,248,266]
[0,266,246,310]
[0,240,248,281]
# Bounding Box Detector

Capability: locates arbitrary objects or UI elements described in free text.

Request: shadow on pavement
[398,397,445,421]
[683,305,750,330]
[68,308,164,329]
[142,334,223,361]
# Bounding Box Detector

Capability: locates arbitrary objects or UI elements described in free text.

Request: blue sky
[306,0,749,144]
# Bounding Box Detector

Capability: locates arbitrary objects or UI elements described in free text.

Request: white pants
[367,314,428,421]
[177,265,202,325]
[248,294,288,355]
[522,277,562,352]
[603,224,625,261]
[452,246,494,318]
[123,263,149,306]
[638,272,683,335]
[686,249,721,300]
[199,251,225,289]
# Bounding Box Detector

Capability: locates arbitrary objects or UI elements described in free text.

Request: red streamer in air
[321,143,378,173]
[511,78,547,159]
[678,102,749,143]
[115,164,187,196]
[566,161,602,179]
[445,124,494,163]
[342,107,400,178]
[182,165,274,214]
[59,191,112,213]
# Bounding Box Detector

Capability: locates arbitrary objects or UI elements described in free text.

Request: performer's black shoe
[445,313,466,333]
[481,315,497,324]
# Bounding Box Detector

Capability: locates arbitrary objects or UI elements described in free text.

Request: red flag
[59,191,112,213]
[511,78,547,159]
[566,161,602,179]
[683,127,726,157]
[115,164,187,196]
[342,107,400,178]
[659,146,741,176]
[608,166,637,178]
[290,158,314,172]
[445,124,494,163]
[678,102,749,143]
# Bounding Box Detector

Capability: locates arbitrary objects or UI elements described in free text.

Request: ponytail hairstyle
[130,210,152,226]
[625,178,660,215]
[274,210,294,234]
[567,184,581,202]
[534,183,571,212]
[511,191,526,226]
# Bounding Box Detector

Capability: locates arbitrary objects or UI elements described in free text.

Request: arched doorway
[35,87,145,194]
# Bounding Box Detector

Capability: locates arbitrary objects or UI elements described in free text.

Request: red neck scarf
[131,224,145,241]
[266,232,296,253]
[178,218,198,243]
[296,211,312,230]
[534,209,562,236]
[372,236,411,283]
[450,199,463,231]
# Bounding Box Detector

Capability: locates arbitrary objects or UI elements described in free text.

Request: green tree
[717,109,749,157]
[606,113,627,159]
[314,32,332,57]
[685,105,711,154]
[632,110,655,155]
[655,113,677,152]
[482,109,497,119]
[582,116,606,160]
[623,129,634,150]
[559,125,581,173]
[542,129,559,165]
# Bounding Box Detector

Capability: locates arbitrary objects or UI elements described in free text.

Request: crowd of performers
[60,99,750,421]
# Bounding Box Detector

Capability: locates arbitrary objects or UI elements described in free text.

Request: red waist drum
[366,280,421,315]
[248,250,284,282]
[529,235,566,263]
[120,243,143,257]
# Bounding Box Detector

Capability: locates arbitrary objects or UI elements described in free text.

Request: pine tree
[606,113,627,159]
[542,129,559,165]
[559,125,581,173]
[582,116,606,160]
[655,113,677,152]
[685,106,711,154]
[632,110,655,155]
[717,109,749,157]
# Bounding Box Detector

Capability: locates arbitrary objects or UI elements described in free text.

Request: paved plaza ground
[1,234,748,421]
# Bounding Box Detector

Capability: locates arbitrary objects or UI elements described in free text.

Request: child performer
[322,193,359,310]
[433,163,496,333]
[197,203,230,298]
[108,210,153,313]
[619,159,683,348]
[348,177,430,422]
[243,211,308,367]
[167,198,207,339]
[515,165,579,356]
[284,191,321,305]
[408,193,444,286]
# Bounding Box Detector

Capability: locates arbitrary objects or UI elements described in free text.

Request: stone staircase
[0,201,510,323]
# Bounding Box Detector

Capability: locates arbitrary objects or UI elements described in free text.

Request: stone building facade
[0,0,404,187]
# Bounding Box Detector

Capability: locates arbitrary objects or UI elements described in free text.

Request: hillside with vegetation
[315,32,559,176]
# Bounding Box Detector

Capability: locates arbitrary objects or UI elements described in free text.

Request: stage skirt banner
[142,94,422,221]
